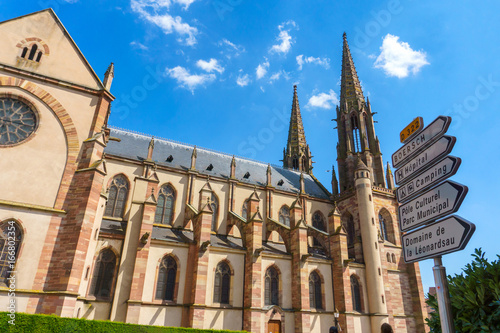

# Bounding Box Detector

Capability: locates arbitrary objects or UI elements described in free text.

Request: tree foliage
[426,248,500,332]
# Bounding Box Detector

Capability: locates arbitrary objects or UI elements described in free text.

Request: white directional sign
[395,136,456,186]
[402,215,475,263]
[392,116,451,168]
[398,180,468,232]
[396,156,462,203]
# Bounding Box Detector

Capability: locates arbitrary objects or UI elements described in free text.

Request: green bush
[426,248,500,332]
[0,312,246,333]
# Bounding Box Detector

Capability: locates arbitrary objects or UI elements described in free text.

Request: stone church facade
[0,9,428,333]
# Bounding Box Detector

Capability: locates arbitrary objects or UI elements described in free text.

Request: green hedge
[0,312,246,333]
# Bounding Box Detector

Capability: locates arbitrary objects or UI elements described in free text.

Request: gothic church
[0,9,428,333]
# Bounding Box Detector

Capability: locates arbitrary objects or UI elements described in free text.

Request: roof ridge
[108,126,307,174]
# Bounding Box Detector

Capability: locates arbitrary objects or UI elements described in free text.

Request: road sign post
[392,115,475,333]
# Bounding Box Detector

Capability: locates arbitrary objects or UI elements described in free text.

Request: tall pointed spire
[283,85,313,174]
[335,34,387,192]
[340,33,365,111]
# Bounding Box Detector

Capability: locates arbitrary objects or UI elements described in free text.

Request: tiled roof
[105,128,331,200]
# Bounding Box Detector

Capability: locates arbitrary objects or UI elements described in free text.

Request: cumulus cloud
[166,66,216,93]
[307,90,339,109]
[270,20,297,55]
[236,73,251,87]
[196,58,224,73]
[131,0,198,46]
[374,34,429,78]
[296,55,330,70]
[256,59,270,80]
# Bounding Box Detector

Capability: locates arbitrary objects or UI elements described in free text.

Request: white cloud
[175,0,196,10]
[218,38,245,58]
[307,90,339,109]
[270,20,297,55]
[296,55,330,70]
[196,58,224,73]
[130,41,148,50]
[269,70,290,83]
[256,59,270,80]
[236,73,251,87]
[131,0,198,46]
[374,34,429,78]
[166,66,216,93]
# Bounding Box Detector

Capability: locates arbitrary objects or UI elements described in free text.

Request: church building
[0,9,428,333]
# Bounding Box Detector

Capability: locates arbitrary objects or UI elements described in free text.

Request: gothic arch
[378,208,395,244]
[0,77,79,210]
[154,253,180,303]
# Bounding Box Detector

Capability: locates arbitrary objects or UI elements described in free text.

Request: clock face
[0,98,37,146]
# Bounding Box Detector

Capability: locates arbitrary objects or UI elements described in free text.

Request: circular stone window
[0,97,38,146]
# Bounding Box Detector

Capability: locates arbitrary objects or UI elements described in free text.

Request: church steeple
[335,33,386,192]
[283,85,313,174]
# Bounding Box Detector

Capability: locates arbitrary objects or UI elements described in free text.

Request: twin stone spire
[282,33,395,194]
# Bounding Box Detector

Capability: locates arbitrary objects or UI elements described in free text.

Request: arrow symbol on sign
[395,136,456,186]
[402,215,475,263]
[396,156,462,203]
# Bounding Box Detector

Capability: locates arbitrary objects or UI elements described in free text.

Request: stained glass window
[104,175,128,218]
[213,261,231,304]
[155,185,176,225]
[265,266,279,305]
[309,271,323,309]
[156,256,177,301]
[89,249,117,299]
[0,98,37,146]
[279,206,290,226]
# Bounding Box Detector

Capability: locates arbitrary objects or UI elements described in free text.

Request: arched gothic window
[379,213,388,241]
[211,193,219,231]
[89,248,117,299]
[345,215,355,247]
[351,275,362,312]
[28,44,38,61]
[155,255,177,301]
[351,115,361,152]
[104,175,129,218]
[309,271,323,309]
[155,184,176,225]
[242,200,248,220]
[265,266,279,306]
[0,221,22,286]
[213,261,231,304]
[312,211,326,247]
[279,206,290,226]
[292,157,299,170]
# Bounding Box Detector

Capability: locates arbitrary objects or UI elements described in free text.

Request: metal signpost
[392,116,475,333]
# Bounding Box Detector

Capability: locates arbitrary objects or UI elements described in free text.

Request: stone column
[243,190,263,332]
[290,198,310,333]
[354,162,388,332]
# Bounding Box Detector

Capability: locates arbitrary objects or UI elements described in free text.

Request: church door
[268,320,281,333]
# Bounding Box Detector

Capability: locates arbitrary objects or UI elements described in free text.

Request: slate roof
[105,127,331,200]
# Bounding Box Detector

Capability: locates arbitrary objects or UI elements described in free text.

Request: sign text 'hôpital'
[402,215,475,263]
[392,116,451,168]
[398,180,468,232]
[394,136,456,186]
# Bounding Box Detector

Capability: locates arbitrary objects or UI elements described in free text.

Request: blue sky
[3,0,500,295]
